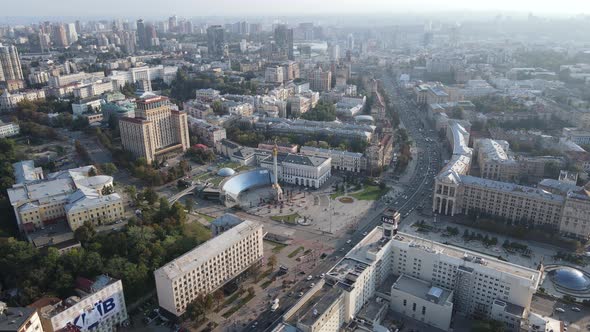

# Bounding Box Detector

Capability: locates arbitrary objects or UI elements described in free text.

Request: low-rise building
[300,146,364,172]
[0,90,46,112]
[154,218,263,316]
[187,117,226,147]
[7,161,124,233]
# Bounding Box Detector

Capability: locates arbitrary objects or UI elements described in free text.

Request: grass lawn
[270,213,301,224]
[194,172,211,180]
[194,211,215,222]
[266,241,287,253]
[351,185,388,201]
[218,161,240,169]
[260,280,272,289]
[330,191,344,199]
[208,176,225,187]
[216,289,244,312]
[288,246,305,258]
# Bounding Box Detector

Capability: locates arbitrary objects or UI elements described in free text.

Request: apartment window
[412,303,416,311]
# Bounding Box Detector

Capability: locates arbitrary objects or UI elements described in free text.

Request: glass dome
[551,267,590,291]
[217,168,236,177]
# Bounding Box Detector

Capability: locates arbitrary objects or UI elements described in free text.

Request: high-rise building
[146,24,158,48]
[308,67,332,92]
[136,19,147,50]
[51,24,68,47]
[168,15,178,32]
[155,216,264,316]
[274,24,294,60]
[119,94,189,164]
[207,25,225,59]
[66,23,78,44]
[0,43,23,82]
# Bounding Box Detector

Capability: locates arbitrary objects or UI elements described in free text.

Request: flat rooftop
[393,232,541,285]
[296,285,343,327]
[392,274,452,305]
[154,219,261,280]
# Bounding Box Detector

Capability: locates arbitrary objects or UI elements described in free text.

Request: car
[320,273,325,279]
[346,239,352,244]
[310,283,315,288]
[572,307,581,312]
[298,292,304,297]
[362,231,368,236]
[306,275,313,281]
[555,307,566,313]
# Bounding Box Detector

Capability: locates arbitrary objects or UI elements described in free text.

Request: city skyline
[1,0,590,18]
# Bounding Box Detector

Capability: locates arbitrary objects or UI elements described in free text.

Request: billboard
[61,294,123,331]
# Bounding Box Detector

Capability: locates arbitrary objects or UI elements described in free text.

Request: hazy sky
[3,0,590,17]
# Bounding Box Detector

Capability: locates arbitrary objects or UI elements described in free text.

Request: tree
[185,197,194,213]
[471,319,505,332]
[74,221,97,244]
[142,187,158,205]
[185,298,206,322]
[101,185,114,195]
[100,163,118,175]
[211,100,224,115]
[213,289,225,307]
[268,255,278,269]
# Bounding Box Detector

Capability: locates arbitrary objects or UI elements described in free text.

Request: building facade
[154,219,263,316]
[7,161,123,233]
[0,121,19,138]
[119,94,189,164]
[35,276,127,332]
[300,146,365,172]
[0,43,24,82]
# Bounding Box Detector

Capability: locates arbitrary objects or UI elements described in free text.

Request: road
[245,75,445,331]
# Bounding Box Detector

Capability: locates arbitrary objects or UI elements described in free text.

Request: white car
[555,307,566,313]
[572,307,581,312]
[306,275,313,281]
[346,239,352,244]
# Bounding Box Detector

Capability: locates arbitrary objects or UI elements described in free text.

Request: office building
[0,302,42,332]
[6,161,124,232]
[265,65,284,83]
[0,43,23,82]
[33,276,127,332]
[155,218,264,316]
[66,23,78,44]
[259,153,332,189]
[390,232,541,331]
[119,94,189,164]
[136,19,148,49]
[207,25,226,59]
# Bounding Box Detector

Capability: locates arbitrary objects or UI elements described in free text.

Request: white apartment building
[72,97,104,117]
[35,276,127,332]
[0,90,46,112]
[300,146,364,172]
[563,127,590,145]
[0,121,19,138]
[7,161,124,232]
[155,219,264,316]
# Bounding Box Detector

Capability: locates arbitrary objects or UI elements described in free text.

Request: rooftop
[393,232,542,284]
[0,305,37,332]
[154,220,262,280]
[297,285,343,327]
[460,175,564,203]
[392,274,452,305]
